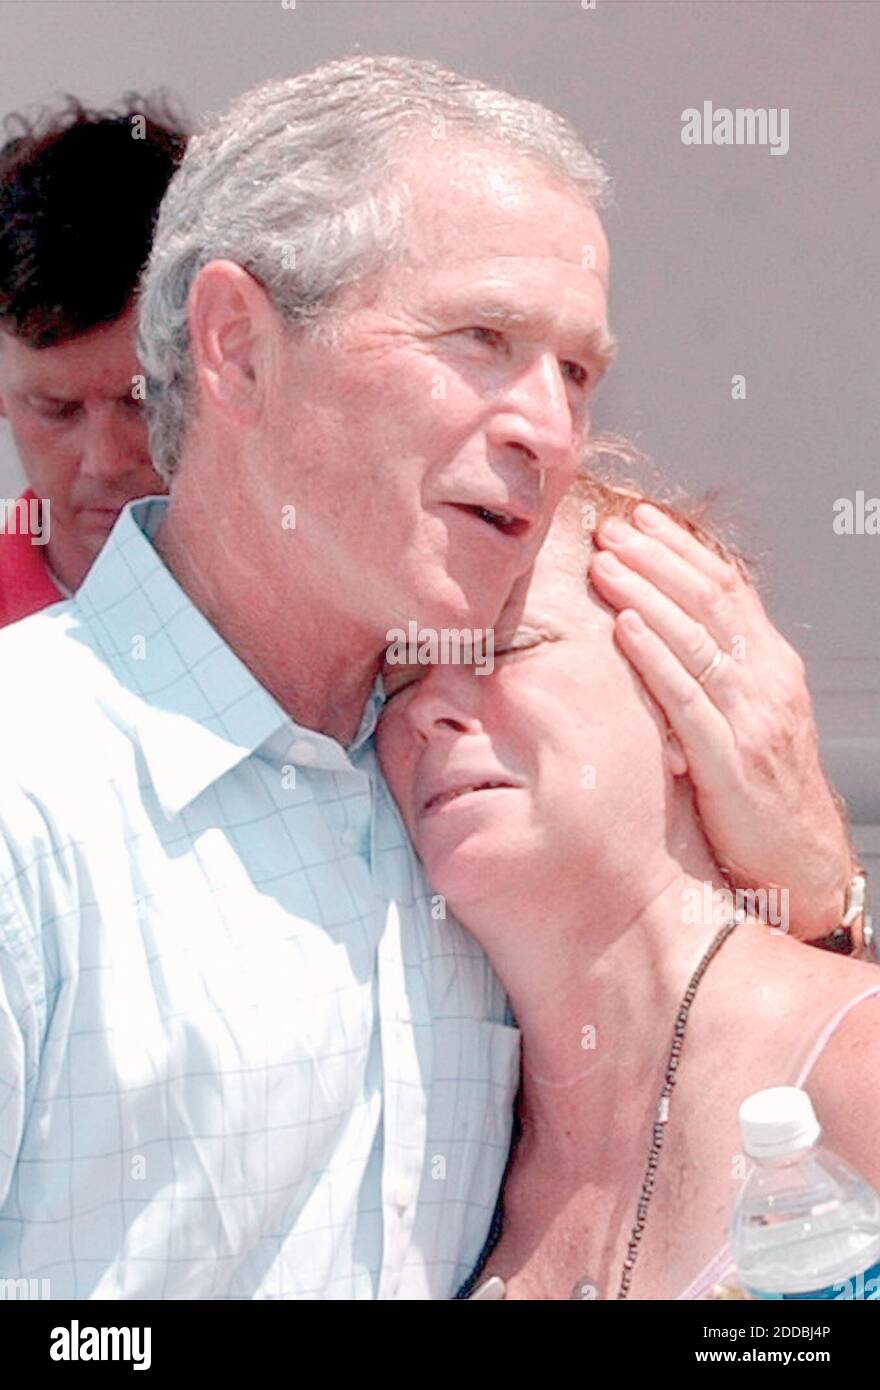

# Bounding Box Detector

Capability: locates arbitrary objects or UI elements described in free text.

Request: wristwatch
[807,869,875,963]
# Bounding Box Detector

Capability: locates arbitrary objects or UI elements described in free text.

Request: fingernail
[595,550,626,575]
[620,609,645,635]
[600,517,629,542]
[634,502,665,530]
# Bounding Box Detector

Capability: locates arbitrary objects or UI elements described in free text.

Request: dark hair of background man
[0,92,188,349]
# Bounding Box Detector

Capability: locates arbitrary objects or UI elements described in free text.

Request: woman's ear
[663,729,689,777]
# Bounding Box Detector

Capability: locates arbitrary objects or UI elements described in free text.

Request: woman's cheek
[377,717,414,812]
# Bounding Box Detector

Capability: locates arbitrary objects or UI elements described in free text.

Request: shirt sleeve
[0,805,46,1211]
[0,935,29,1209]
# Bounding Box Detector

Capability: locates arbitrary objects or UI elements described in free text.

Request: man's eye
[561,361,590,389]
[462,326,504,348]
[460,333,588,390]
[33,400,80,420]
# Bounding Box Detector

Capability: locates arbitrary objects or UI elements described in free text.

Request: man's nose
[486,352,581,478]
[79,411,135,482]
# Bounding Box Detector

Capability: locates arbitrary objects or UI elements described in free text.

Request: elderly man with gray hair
[0,55,859,1300]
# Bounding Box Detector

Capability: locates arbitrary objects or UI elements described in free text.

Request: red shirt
[0,489,65,629]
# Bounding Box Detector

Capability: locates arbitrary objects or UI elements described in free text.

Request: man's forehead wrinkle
[442,163,534,208]
[407,138,546,196]
[9,362,131,399]
[403,155,607,258]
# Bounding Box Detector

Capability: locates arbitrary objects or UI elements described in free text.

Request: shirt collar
[75,496,385,818]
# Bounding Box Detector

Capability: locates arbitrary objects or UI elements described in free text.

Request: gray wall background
[1,0,877,864]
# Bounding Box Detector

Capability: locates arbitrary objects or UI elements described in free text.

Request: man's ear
[187,259,274,428]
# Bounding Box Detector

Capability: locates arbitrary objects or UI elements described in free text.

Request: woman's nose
[407,668,483,743]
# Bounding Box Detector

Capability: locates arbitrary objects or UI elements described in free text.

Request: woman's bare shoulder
[748,929,880,1004]
[787,951,880,1190]
[792,942,880,999]
[729,927,880,1028]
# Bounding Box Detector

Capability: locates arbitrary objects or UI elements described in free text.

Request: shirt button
[341,827,360,852]
[288,739,317,766]
[395,1181,414,1212]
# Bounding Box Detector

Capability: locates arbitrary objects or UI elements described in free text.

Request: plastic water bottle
[730,1086,880,1300]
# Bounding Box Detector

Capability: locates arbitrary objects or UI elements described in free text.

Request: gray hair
[137,53,612,481]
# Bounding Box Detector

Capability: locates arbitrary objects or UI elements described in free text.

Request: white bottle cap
[738,1086,822,1159]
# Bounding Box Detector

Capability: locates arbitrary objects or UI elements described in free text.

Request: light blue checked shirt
[0,496,519,1300]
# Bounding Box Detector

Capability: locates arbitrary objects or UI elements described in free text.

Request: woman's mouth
[423,780,517,814]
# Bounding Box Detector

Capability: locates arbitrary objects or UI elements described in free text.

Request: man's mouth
[448,503,531,539]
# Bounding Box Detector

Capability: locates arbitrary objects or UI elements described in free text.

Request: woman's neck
[477,833,762,1180]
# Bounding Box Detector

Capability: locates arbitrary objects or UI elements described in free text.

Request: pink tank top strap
[678,982,880,1300]
[792,983,880,1088]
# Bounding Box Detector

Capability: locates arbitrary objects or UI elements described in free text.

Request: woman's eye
[383,681,410,703]
[495,631,550,657]
[382,670,422,703]
[381,633,550,703]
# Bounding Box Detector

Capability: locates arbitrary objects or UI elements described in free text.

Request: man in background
[0,95,186,626]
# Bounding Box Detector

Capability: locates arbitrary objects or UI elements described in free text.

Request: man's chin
[78,506,124,534]
[409,589,508,638]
